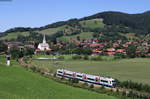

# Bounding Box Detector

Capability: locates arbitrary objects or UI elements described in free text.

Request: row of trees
[9,47,34,60]
[117,80,150,93]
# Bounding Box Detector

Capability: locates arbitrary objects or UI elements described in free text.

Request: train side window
[87,78,94,81]
[77,75,82,78]
[101,80,108,83]
[66,73,72,76]
[58,71,63,73]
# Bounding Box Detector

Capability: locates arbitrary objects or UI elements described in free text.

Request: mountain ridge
[2,11,150,34]
[1,11,150,42]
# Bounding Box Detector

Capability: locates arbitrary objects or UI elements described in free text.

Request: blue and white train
[56,69,116,87]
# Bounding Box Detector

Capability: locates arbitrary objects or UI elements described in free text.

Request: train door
[95,77,100,83]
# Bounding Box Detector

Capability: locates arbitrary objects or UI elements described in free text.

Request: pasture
[57,32,94,42]
[31,57,150,85]
[80,18,105,29]
[0,55,117,99]
[0,32,30,40]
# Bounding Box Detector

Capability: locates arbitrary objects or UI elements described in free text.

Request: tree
[72,47,92,55]
[0,41,7,53]
[76,36,80,41]
[10,47,22,59]
[126,44,137,58]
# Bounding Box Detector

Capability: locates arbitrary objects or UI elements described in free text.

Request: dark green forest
[81,11,150,34]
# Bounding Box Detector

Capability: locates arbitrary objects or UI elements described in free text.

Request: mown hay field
[31,57,150,85]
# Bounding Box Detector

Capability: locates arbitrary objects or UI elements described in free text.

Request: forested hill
[81,11,150,34]
[1,11,150,42]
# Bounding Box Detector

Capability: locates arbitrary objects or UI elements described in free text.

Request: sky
[0,0,150,32]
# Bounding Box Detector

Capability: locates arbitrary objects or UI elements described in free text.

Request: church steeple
[36,33,51,53]
[43,34,46,43]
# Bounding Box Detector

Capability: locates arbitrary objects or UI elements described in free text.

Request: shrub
[72,55,82,60]
[101,56,115,61]
[91,56,102,61]
[53,73,57,77]
[90,84,94,88]
[29,66,36,72]
[72,78,79,83]
[82,82,88,88]
[118,80,150,93]
[83,55,89,60]
[58,56,65,60]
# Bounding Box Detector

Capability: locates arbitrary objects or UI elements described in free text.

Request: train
[56,69,116,87]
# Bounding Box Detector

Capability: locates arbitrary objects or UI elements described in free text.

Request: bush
[72,55,82,60]
[29,66,36,72]
[101,56,115,61]
[118,80,150,93]
[83,55,89,60]
[53,73,57,77]
[72,78,79,83]
[90,56,102,61]
[82,82,88,88]
[58,56,65,60]
[90,84,94,88]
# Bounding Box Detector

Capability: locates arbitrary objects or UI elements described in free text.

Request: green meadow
[0,56,117,99]
[31,56,150,85]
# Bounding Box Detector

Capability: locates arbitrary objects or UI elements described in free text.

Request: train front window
[112,80,116,83]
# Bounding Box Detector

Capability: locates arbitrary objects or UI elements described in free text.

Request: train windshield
[112,80,116,83]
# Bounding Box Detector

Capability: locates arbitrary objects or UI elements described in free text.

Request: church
[35,34,52,53]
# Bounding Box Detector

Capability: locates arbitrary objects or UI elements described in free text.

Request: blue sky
[0,0,150,32]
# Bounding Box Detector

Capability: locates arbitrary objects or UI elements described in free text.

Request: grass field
[36,25,66,35]
[80,19,105,29]
[0,32,30,40]
[119,33,140,40]
[0,25,66,40]
[31,56,150,85]
[0,56,117,99]
[57,32,94,42]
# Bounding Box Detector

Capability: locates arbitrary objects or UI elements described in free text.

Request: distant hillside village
[0,34,150,59]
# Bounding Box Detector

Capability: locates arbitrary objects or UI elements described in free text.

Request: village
[3,34,150,58]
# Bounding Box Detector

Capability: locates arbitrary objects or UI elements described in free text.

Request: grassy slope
[57,32,94,42]
[0,56,116,99]
[0,32,29,40]
[80,19,105,29]
[31,57,150,85]
[0,19,105,41]
[0,18,141,41]
[57,19,104,42]
[36,25,67,35]
[0,25,66,40]
[119,33,140,40]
